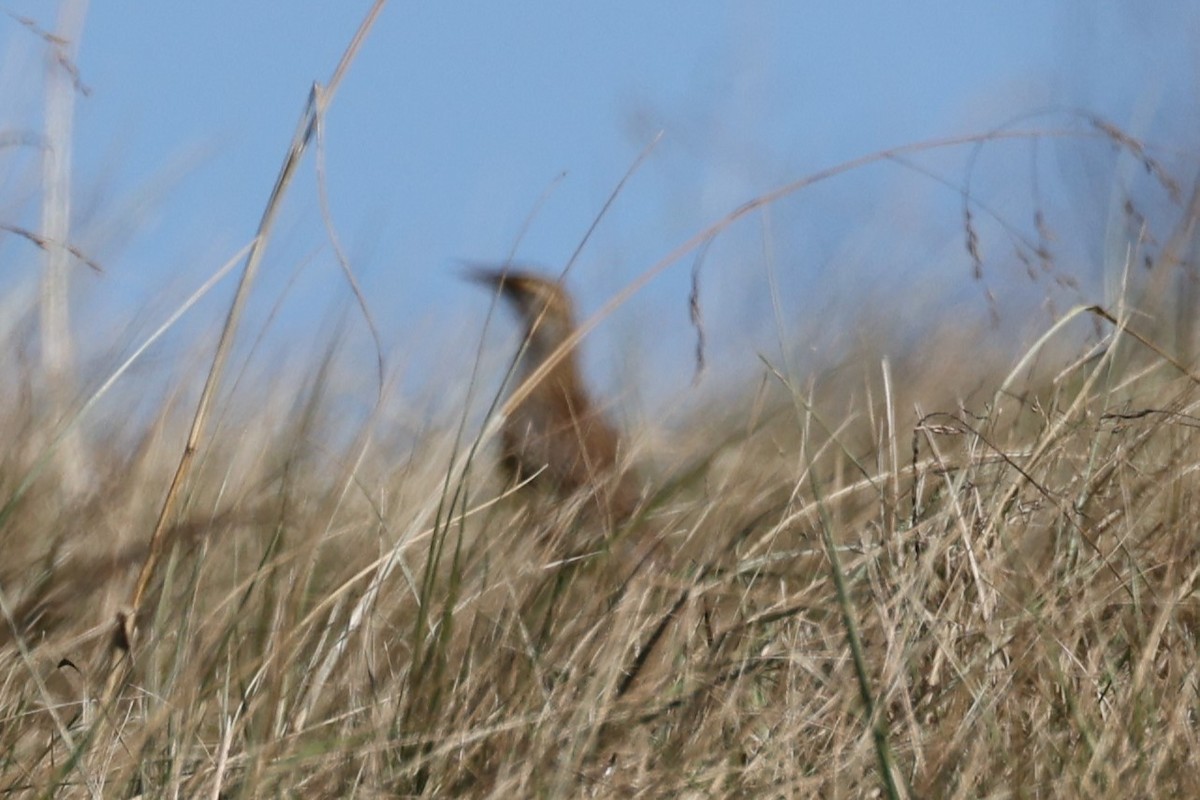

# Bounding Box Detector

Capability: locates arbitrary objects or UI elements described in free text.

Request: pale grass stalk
[39,0,89,500]
[209,713,236,800]
[881,360,898,508]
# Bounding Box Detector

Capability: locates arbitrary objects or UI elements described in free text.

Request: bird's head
[466,266,576,351]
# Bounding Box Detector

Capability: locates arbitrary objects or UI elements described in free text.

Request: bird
[467,266,641,530]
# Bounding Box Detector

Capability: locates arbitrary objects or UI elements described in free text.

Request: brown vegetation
[4,297,1200,796]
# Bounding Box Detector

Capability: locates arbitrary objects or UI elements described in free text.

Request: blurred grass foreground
[6,7,1200,799]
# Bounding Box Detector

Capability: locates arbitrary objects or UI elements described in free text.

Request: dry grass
[3,292,1200,797]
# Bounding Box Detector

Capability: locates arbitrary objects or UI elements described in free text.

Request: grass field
[4,282,1200,797]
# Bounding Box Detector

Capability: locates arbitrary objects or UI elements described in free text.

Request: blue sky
[2,2,1197,416]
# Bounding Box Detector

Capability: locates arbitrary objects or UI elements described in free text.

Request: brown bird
[468,267,641,529]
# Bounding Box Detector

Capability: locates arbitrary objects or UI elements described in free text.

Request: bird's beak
[461,264,512,292]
